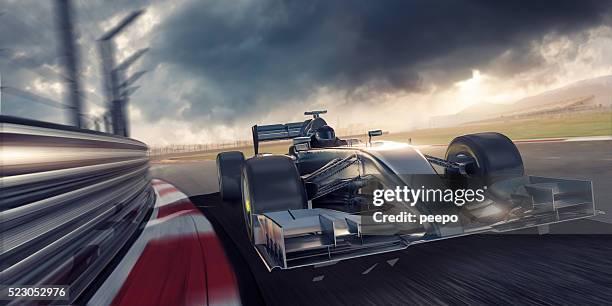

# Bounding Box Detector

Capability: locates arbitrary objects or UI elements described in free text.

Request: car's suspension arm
[303,154,360,183]
[424,154,472,175]
[303,154,364,199]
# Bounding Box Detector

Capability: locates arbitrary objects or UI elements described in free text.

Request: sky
[1,0,611,145]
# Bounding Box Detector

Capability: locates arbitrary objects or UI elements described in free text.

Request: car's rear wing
[252,122,305,154]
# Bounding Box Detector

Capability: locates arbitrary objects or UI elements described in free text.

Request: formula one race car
[217,110,596,270]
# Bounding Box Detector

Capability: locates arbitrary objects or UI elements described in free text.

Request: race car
[216,110,595,270]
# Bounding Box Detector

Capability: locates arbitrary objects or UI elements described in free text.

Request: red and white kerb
[88,179,240,306]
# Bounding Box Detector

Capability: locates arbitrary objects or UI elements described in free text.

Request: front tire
[445,132,524,187]
[241,155,307,239]
[445,132,525,223]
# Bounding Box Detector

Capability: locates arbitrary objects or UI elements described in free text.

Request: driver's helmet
[315,125,335,141]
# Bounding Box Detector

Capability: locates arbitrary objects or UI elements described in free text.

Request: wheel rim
[241,172,254,240]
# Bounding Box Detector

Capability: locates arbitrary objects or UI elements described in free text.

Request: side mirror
[293,136,311,145]
[294,143,310,152]
[368,129,383,137]
[292,136,311,152]
[367,129,383,145]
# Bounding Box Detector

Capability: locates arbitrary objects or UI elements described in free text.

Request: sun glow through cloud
[455,69,484,107]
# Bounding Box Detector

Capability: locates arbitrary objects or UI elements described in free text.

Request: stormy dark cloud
[1,0,611,144]
[147,0,611,122]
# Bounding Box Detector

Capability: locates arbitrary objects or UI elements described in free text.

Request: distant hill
[431,75,612,127]
[508,74,612,110]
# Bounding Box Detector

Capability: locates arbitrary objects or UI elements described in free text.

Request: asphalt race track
[151,140,612,305]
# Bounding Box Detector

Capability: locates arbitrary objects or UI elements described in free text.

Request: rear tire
[241,155,306,239]
[217,151,245,201]
[445,132,524,187]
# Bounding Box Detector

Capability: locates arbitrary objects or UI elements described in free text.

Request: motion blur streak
[0,115,154,305]
[89,180,240,306]
[1,146,145,167]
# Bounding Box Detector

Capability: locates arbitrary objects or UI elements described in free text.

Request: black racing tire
[217,151,245,201]
[241,155,307,239]
[445,132,524,187]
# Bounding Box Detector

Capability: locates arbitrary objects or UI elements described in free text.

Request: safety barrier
[0,116,155,304]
